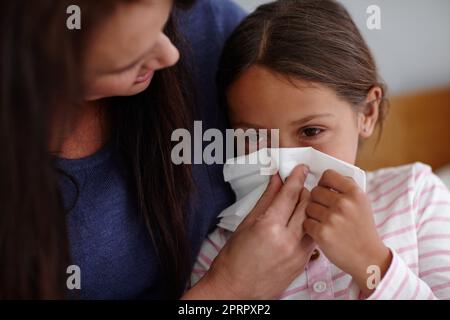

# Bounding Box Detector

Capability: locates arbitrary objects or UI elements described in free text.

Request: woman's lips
[134,70,154,84]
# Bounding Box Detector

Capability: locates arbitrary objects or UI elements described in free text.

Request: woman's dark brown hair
[218,0,388,131]
[0,0,195,299]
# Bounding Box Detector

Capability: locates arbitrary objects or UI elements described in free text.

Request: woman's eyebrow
[290,113,335,126]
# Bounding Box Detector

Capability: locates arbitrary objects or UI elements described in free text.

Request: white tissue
[218,147,366,232]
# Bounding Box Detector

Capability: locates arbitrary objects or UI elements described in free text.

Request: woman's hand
[183,165,316,300]
[303,169,392,296]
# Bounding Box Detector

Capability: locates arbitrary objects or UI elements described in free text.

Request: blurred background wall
[233,0,450,95]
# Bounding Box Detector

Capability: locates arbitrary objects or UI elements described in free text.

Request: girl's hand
[183,165,316,300]
[304,169,392,296]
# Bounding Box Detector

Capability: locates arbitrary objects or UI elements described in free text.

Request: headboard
[356,87,450,172]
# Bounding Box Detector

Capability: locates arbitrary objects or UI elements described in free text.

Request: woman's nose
[144,34,180,71]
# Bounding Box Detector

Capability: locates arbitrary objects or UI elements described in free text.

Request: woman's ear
[358,86,382,138]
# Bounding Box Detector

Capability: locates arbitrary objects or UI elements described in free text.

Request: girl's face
[227,66,380,165]
[83,0,177,101]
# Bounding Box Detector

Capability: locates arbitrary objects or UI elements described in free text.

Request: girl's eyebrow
[291,113,335,126]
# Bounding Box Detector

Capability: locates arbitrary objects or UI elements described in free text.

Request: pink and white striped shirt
[190,163,450,299]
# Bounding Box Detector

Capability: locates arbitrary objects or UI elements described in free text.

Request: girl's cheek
[295,130,329,149]
[315,141,357,165]
[295,132,346,160]
[286,127,358,164]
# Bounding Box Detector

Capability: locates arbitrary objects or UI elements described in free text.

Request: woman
[0,0,313,299]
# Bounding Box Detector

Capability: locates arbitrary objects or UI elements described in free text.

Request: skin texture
[226,65,391,297]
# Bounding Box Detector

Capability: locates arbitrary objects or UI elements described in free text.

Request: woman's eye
[301,127,324,137]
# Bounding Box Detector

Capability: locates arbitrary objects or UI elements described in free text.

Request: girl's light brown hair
[218,0,388,133]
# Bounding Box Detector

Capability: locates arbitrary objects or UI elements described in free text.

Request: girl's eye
[301,127,324,138]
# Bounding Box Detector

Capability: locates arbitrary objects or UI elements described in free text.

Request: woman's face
[83,0,177,101]
[227,66,379,165]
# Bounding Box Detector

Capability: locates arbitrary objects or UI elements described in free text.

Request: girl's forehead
[228,66,347,111]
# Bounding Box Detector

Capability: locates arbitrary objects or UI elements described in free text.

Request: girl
[191,0,450,299]
[1,0,313,299]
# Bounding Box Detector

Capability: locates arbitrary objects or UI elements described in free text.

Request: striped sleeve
[189,228,227,288]
[368,164,450,300]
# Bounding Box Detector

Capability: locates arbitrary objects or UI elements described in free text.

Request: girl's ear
[358,86,382,138]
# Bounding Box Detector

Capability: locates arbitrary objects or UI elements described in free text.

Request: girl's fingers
[318,169,356,194]
[310,185,339,207]
[305,202,328,222]
[237,173,283,229]
[287,188,310,238]
[265,164,309,224]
